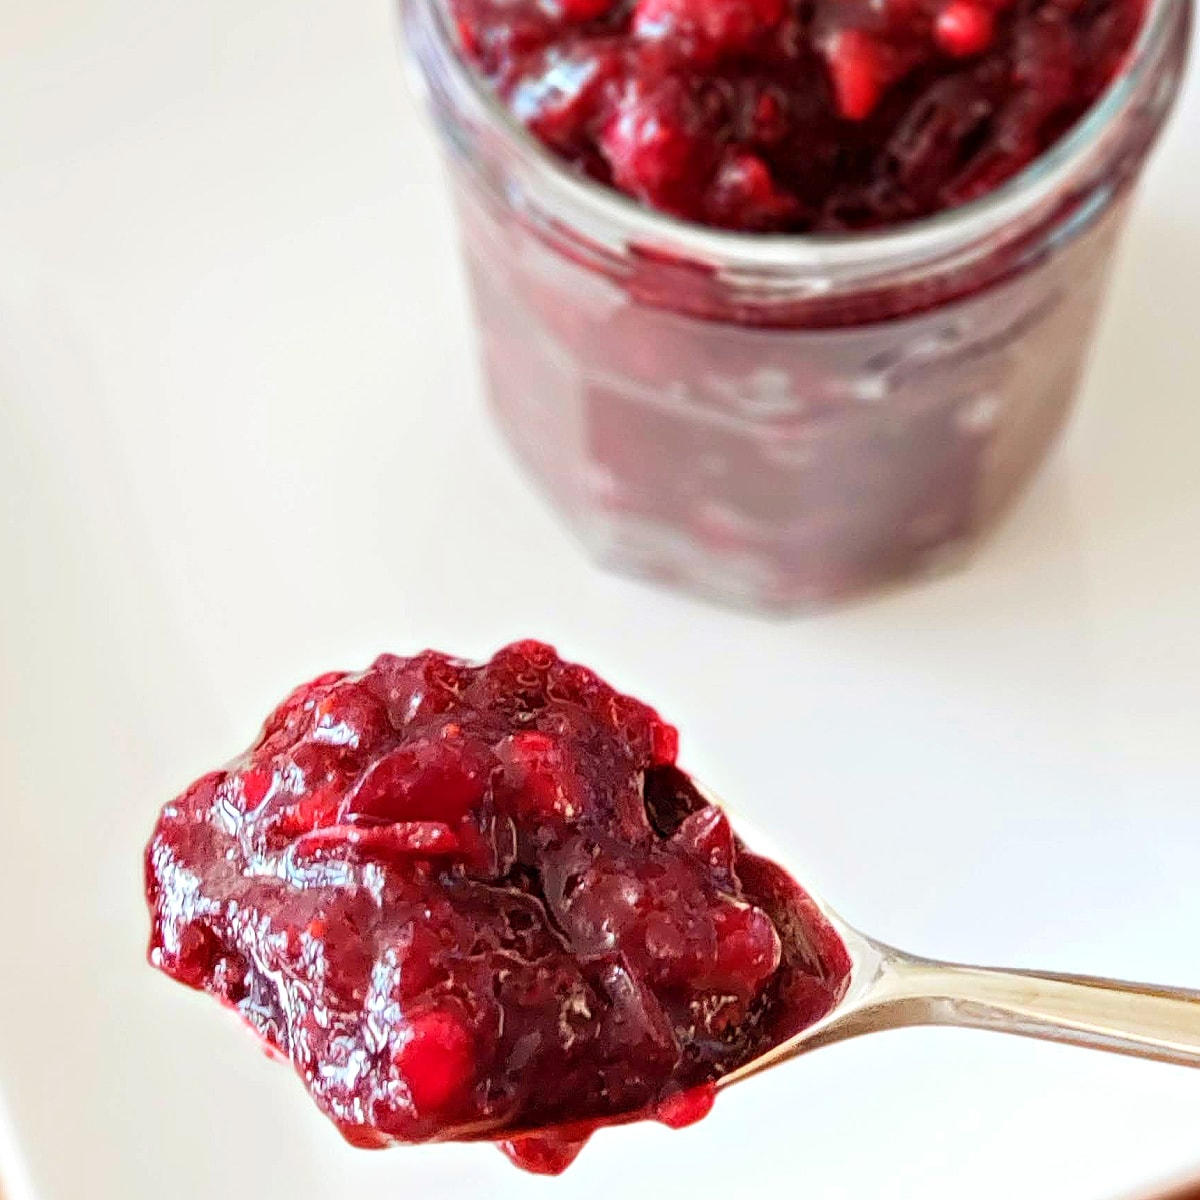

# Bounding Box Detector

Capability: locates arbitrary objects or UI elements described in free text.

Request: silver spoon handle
[872,949,1200,1067]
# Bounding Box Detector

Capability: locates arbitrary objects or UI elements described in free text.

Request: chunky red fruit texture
[451,0,1145,231]
[145,642,850,1171]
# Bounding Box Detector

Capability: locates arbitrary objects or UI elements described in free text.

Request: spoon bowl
[483,790,1200,1153]
[714,794,1200,1091]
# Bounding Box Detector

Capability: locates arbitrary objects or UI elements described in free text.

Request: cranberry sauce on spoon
[145,642,850,1173]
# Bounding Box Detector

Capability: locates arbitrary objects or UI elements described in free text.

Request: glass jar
[402,0,1190,610]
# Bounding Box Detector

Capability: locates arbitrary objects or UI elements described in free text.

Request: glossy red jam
[449,0,1144,230]
[145,642,850,1172]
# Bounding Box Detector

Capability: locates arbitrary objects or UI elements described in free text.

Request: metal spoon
[487,793,1200,1165]
[717,800,1200,1090]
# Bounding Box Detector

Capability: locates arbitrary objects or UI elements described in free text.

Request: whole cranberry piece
[601,79,713,216]
[935,0,996,55]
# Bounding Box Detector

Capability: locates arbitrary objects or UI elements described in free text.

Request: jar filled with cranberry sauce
[403,0,1189,609]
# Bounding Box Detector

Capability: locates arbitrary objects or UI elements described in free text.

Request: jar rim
[404,0,1187,275]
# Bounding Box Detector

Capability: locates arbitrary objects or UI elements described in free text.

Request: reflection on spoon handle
[865,946,1200,1068]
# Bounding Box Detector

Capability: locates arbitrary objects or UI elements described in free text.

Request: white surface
[1,1,1198,1198]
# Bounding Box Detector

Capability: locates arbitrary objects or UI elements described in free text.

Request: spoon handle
[874,950,1200,1067]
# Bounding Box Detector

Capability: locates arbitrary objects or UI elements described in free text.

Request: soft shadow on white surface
[0,1091,36,1200]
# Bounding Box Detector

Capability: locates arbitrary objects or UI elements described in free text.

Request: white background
[1,1,1198,1197]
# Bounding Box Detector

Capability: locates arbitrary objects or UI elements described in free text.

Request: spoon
[715,798,1200,1090]
[485,790,1200,1167]
[143,643,1200,1176]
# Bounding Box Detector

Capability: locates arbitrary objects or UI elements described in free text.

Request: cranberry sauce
[448,0,1144,230]
[145,642,850,1172]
